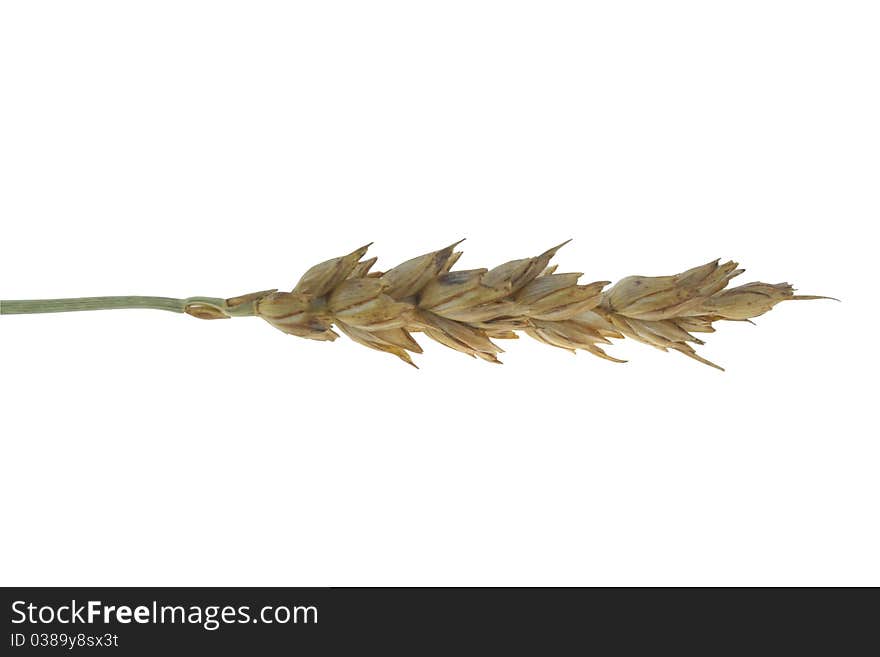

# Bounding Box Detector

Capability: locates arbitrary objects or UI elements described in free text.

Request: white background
[1,2,877,586]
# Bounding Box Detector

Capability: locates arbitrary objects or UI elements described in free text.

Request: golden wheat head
[250,241,828,369]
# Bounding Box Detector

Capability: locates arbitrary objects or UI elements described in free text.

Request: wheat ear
[1,241,831,369]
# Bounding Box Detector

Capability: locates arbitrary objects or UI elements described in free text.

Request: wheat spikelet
[253,241,828,369]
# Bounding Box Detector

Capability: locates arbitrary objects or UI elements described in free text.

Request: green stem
[1,289,275,318]
[0,295,254,318]
[2,296,197,314]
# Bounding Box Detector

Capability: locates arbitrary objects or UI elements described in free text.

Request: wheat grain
[252,241,828,369]
[0,241,829,369]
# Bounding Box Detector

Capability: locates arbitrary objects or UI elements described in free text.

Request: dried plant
[1,241,830,369]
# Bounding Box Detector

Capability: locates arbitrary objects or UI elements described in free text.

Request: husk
[250,243,830,369]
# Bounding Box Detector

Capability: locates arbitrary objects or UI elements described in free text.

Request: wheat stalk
[1,241,830,369]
